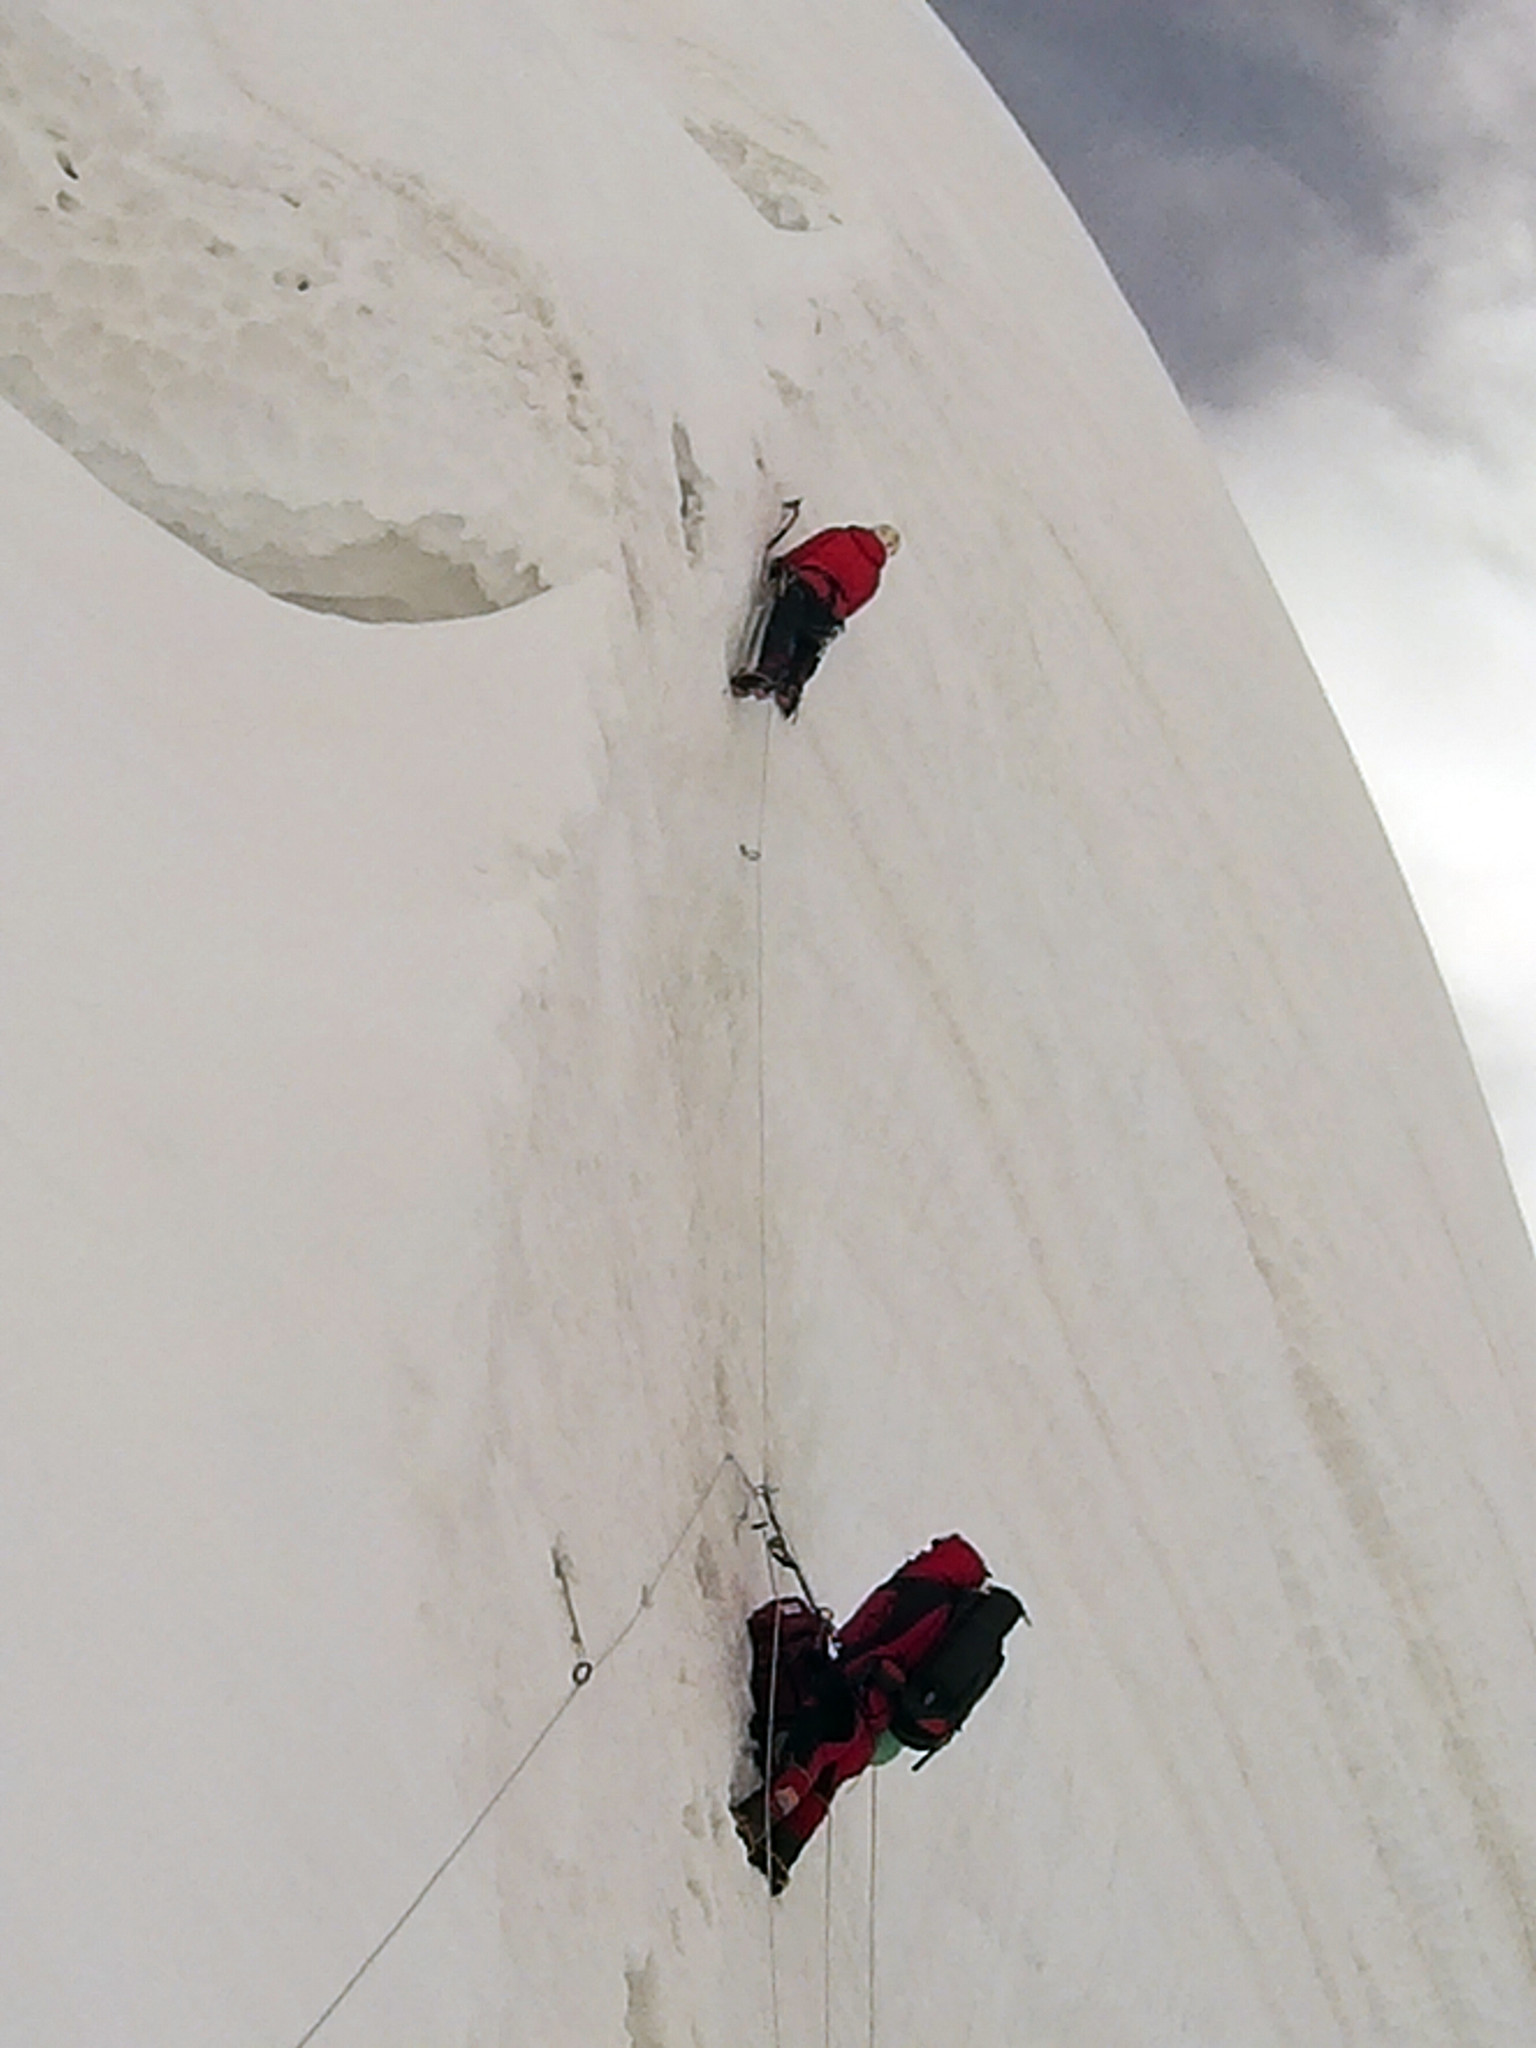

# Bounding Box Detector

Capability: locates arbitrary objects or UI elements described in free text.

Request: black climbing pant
[757,573,840,713]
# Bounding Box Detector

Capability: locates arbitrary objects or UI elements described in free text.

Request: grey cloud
[930,0,1442,404]
[929,3,1536,1242]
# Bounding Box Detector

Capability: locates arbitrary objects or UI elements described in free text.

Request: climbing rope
[739,496,799,1486]
[823,1807,836,2048]
[752,706,773,1481]
[287,1453,747,2048]
[867,1772,880,2048]
[291,496,863,2048]
[764,1541,786,2048]
[735,614,868,2048]
[743,673,784,2048]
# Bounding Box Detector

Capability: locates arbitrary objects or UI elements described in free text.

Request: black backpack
[888,1585,1027,1756]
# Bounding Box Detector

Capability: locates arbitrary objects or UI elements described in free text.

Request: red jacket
[778,526,889,620]
[834,1535,988,1707]
[753,1536,989,1856]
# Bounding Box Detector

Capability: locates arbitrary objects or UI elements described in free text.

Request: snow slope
[5,3,1536,2044]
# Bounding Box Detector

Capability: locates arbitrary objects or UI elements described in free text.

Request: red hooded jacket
[835,1535,988,1704]
[778,526,890,620]
[759,1536,989,1845]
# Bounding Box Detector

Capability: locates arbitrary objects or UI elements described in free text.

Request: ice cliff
[5,3,1536,2044]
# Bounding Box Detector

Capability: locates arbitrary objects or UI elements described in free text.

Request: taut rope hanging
[753,707,773,1480]
[824,1808,836,2048]
[867,1771,880,2048]
[287,1454,746,2048]
[764,1546,786,2048]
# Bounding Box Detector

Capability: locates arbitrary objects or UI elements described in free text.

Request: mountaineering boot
[773,680,803,719]
[764,1837,794,1896]
[732,1789,770,1867]
[731,1789,800,1895]
[733,1794,806,1900]
[730,671,774,699]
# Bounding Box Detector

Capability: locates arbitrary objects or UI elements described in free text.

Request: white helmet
[873,523,902,555]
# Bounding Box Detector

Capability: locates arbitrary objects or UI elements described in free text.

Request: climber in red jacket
[731,1534,1026,1893]
[731,522,901,717]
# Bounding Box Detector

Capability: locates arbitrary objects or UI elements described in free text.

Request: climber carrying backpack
[731,521,901,718]
[732,1534,1027,1893]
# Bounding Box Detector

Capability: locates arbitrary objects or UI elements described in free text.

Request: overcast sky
[934,0,1536,1233]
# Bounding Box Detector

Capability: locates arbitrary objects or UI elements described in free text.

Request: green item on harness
[871,1729,903,1767]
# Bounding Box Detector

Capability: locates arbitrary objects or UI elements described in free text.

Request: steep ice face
[7,3,1536,2047]
[0,0,878,633]
[0,6,608,618]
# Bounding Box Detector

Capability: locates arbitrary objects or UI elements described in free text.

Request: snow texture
[4,2,1536,2044]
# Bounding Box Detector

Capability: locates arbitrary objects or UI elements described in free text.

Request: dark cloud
[930,0,1434,403]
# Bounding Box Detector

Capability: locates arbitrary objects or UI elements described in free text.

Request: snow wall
[6,3,1536,2044]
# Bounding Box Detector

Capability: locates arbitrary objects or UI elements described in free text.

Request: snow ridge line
[286,1453,751,2048]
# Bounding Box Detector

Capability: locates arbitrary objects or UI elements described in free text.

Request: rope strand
[754,710,773,1481]
[824,1807,836,2048]
[764,1545,785,2048]
[750,703,785,2048]
[867,1772,880,2048]
[298,509,809,2048]
[288,1454,742,2048]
